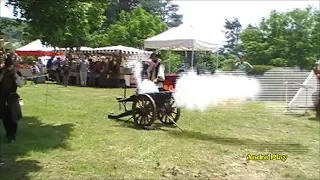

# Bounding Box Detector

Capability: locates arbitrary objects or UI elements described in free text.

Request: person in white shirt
[31,61,40,86]
[36,58,45,83]
[79,57,89,86]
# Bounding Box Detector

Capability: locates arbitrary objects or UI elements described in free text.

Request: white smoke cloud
[173,72,260,111]
[133,61,159,94]
[133,61,260,111]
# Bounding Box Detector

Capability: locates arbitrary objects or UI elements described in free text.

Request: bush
[159,51,183,73]
[21,56,37,64]
[249,65,273,75]
[221,63,234,71]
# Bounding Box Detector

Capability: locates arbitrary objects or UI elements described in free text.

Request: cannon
[108,69,181,127]
[108,89,181,127]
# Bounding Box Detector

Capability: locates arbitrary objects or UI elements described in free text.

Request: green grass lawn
[0,83,319,180]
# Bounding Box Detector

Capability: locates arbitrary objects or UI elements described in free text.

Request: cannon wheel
[158,96,181,125]
[132,94,156,126]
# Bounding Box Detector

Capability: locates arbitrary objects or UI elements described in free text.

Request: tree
[311,10,320,59]
[238,25,270,65]
[159,50,183,73]
[195,52,239,72]
[87,32,110,48]
[151,0,183,27]
[104,0,139,28]
[220,18,242,54]
[239,7,319,69]
[0,17,25,42]
[104,0,183,28]
[7,0,109,48]
[105,6,167,48]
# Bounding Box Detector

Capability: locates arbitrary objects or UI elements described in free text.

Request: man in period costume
[148,53,165,90]
[313,60,320,119]
[0,55,24,143]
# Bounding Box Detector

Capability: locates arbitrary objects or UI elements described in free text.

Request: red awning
[15,39,64,57]
[15,50,64,57]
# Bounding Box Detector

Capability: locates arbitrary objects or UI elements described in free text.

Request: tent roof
[144,25,219,51]
[16,39,56,52]
[15,39,62,56]
[95,45,152,54]
[57,47,95,53]
[58,45,151,55]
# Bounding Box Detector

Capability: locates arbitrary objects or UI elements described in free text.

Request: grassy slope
[0,84,319,180]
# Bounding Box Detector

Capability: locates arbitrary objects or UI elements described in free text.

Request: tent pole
[169,52,171,73]
[191,48,194,71]
[216,52,219,69]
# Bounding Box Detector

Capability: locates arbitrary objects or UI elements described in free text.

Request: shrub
[21,56,37,64]
[249,65,273,75]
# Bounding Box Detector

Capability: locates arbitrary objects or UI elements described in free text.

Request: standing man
[31,61,40,87]
[36,58,45,83]
[79,56,89,86]
[88,59,96,86]
[0,56,24,143]
[313,60,320,119]
[235,52,253,73]
[148,53,165,90]
[53,57,62,84]
[62,61,70,87]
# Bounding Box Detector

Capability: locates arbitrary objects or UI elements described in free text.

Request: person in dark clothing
[141,62,149,80]
[61,61,70,87]
[53,58,62,84]
[88,60,96,86]
[0,56,23,143]
[148,53,165,90]
[313,60,320,119]
[46,55,54,69]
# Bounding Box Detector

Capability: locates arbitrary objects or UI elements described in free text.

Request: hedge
[248,65,274,75]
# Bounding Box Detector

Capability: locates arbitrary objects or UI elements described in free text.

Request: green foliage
[239,7,320,69]
[221,54,239,71]
[21,56,37,63]
[196,52,222,72]
[104,0,183,28]
[88,32,110,48]
[105,6,167,48]
[0,17,27,44]
[7,0,109,48]
[219,18,242,54]
[159,50,183,73]
[193,52,240,72]
[248,65,274,75]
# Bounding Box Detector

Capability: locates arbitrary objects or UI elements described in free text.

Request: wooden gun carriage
[108,67,181,127]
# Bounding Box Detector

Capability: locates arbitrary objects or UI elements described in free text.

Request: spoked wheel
[158,97,181,125]
[132,94,156,126]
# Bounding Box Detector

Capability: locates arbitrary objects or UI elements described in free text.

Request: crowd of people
[46,54,121,87]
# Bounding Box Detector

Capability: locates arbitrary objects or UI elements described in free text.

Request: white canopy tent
[144,25,219,69]
[58,45,151,55]
[95,45,152,55]
[58,46,95,53]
